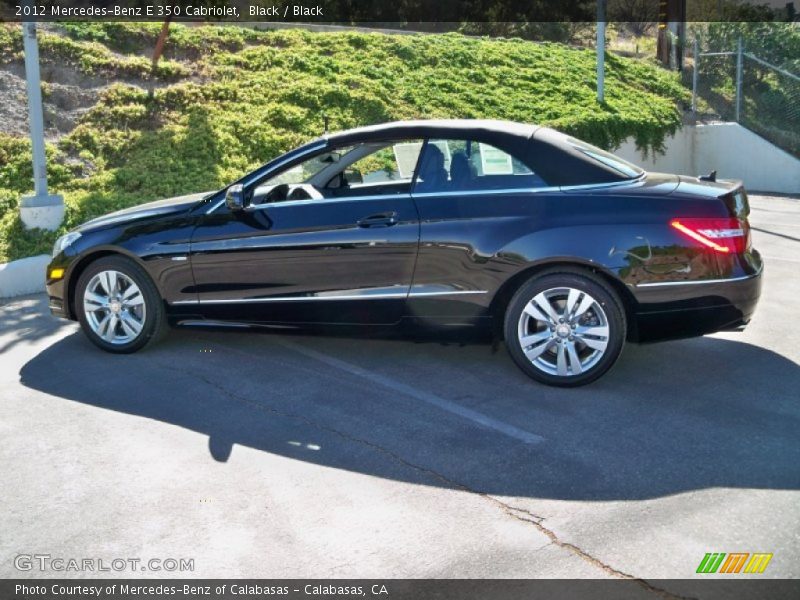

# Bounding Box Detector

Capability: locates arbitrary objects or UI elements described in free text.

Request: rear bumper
[628,264,763,343]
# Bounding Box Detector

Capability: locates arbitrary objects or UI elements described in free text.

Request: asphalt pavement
[1,194,798,591]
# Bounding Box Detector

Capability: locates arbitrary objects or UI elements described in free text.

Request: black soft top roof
[320,119,635,186]
[325,119,538,146]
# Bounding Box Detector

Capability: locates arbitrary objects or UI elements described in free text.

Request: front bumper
[48,294,68,319]
[45,256,71,320]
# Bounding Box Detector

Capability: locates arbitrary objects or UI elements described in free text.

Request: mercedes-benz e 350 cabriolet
[47,120,763,386]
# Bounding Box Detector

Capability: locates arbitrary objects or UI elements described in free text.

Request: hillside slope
[0,22,688,262]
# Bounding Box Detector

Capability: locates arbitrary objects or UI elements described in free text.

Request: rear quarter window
[415,138,549,193]
[566,137,644,179]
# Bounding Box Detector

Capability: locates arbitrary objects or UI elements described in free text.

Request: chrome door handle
[357,212,398,227]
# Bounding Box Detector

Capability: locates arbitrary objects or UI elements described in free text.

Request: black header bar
[5,579,800,600]
[2,0,797,23]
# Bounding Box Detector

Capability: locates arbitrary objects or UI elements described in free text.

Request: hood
[76,191,212,232]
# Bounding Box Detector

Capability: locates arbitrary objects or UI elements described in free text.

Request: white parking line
[276,338,545,445]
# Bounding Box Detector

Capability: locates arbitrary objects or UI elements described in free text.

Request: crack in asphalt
[147,341,696,599]
[491,505,697,600]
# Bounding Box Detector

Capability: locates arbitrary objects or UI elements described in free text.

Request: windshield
[567,137,644,179]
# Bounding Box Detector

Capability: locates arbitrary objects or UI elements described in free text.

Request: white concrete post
[692,38,699,114]
[596,0,605,103]
[735,36,743,123]
[20,20,64,231]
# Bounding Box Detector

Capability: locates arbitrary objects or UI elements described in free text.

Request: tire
[75,255,169,353]
[503,270,626,387]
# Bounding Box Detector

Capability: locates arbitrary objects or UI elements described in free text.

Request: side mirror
[225,184,248,211]
[344,169,363,185]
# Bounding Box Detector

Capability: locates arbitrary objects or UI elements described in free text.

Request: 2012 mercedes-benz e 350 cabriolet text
[46,120,763,386]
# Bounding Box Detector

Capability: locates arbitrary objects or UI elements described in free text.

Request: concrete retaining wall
[616,122,799,194]
[0,254,49,298]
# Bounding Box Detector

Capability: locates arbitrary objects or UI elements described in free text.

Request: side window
[339,141,422,193]
[323,140,424,198]
[250,141,424,205]
[251,147,357,205]
[414,139,548,193]
[268,147,356,186]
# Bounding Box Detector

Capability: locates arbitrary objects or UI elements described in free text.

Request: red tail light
[670,218,750,254]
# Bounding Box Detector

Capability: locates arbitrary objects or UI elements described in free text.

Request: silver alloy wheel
[517,287,610,377]
[83,270,146,345]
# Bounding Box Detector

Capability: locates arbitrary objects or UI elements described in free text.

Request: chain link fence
[687,38,800,158]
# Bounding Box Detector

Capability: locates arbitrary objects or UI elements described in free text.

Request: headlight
[52,231,81,257]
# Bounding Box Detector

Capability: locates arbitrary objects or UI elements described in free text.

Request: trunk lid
[674,175,750,219]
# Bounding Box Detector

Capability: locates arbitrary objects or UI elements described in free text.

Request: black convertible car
[46,120,762,386]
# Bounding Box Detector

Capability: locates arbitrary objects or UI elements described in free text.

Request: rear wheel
[76,255,168,353]
[504,271,626,387]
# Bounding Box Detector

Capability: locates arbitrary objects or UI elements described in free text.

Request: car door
[408,137,555,322]
[187,141,423,325]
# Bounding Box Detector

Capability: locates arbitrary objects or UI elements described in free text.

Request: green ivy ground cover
[0,22,688,262]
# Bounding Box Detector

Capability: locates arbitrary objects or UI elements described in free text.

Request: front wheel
[504,272,626,387]
[76,255,168,353]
